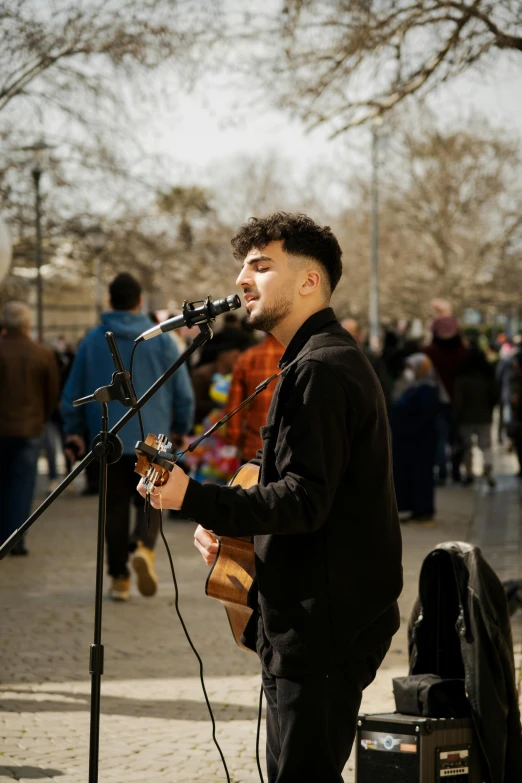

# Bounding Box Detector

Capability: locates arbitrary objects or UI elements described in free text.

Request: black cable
[156,502,231,783]
[131,339,284,783]
[132,350,228,779]
[129,342,145,441]
[256,684,265,783]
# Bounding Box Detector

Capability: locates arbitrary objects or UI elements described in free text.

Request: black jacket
[408,542,522,783]
[182,308,403,675]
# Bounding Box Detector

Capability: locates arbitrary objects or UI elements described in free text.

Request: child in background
[186,372,240,485]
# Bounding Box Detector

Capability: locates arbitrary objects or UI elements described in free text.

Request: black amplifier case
[355,713,484,783]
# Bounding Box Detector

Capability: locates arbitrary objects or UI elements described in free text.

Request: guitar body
[205,463,259,653]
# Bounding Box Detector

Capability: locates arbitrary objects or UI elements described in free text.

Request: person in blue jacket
[61,273,194,601]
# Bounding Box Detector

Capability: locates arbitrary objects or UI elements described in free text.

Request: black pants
[106,455,160,578]
[262,641,390,783]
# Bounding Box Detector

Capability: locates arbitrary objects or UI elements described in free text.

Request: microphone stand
[0,321,212,783]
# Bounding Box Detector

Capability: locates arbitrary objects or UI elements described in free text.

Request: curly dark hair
[231,212,343,294]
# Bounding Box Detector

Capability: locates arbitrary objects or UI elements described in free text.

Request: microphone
[135,294,242,343]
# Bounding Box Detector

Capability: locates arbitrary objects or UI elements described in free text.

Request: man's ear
[300,268,322,297]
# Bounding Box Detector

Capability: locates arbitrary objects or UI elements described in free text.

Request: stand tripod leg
[88,406,109,783]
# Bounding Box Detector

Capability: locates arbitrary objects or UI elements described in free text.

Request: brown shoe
[131,543,158,597]
[109,577,130,601]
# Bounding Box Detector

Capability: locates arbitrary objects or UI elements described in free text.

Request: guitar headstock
[135,433,174,494]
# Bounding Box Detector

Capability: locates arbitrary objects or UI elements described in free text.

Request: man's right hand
[194,525,219,567]
[64,435,86,462]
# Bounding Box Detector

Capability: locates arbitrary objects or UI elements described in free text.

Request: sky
[6,6,522,229]
[12,4,521,217]
[134,50,522,193]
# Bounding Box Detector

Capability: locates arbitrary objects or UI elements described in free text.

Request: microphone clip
[182,295,214,328]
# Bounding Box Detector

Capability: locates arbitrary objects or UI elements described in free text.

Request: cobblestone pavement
[1,449,521,783]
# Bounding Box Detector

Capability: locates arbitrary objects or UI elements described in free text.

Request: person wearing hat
[424,315,468,484]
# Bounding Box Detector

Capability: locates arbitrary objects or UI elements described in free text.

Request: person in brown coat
[0,302,60,554]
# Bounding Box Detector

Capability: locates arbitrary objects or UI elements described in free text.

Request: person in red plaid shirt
[224,333,282,461]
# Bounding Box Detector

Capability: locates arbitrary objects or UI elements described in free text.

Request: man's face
[235,241,297,333]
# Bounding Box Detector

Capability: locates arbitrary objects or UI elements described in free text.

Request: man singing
[138,212,402,783]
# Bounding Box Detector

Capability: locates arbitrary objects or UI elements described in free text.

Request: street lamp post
[0,214,12,286]
[89,226,107,320]
[32,164,43,342]
[20,139,55,342]
[369,119,383,349]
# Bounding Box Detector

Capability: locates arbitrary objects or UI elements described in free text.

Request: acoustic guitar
[205,462,258,653]
[135,435,257,652]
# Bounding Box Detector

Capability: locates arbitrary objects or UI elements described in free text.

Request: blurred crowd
[1,278,521,596]
[0,273,282,602]
[367,300,522,525]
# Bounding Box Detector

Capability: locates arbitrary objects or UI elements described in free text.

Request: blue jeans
[0,436,41,544]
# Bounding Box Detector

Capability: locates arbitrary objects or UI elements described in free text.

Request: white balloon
[0,215,12,285]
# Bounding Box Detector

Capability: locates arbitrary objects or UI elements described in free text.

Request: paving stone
[1,449,520,783]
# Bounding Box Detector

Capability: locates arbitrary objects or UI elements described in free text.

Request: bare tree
[157,185,214,248]
[0,0,214,116]
[243,1,522,134]
[333,113,522,324]
[0,0,219,252]
[386,117,522,306]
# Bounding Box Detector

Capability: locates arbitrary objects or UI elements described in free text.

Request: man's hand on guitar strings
[193,525,219,567]
[137,463,190,510]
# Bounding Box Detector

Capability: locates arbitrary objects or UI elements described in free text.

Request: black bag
[392,673,470,718]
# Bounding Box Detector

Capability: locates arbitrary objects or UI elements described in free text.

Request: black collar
[278,307,338,368]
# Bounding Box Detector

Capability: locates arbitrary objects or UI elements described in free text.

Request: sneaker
[109,577,130,601]
[131,543,158,597]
